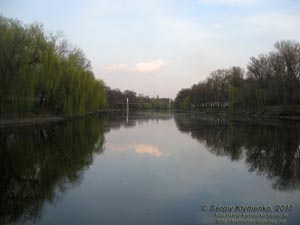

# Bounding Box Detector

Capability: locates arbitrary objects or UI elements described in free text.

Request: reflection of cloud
[135,144,163,157]
[106,143,164,157]
[103,60,170,73]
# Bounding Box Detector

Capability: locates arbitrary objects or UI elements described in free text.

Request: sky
[1,0,300,98]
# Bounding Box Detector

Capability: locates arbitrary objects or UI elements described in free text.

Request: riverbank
[177,105,300,121]
[0,109,120,128]
[1,105,300,128]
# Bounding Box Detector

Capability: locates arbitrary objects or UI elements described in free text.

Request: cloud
[103,60,170,73]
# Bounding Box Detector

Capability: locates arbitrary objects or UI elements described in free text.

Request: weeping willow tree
[0,16,107,116]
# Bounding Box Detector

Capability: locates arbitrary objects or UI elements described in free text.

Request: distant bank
[176,105,300,121]
[2,105,300,128]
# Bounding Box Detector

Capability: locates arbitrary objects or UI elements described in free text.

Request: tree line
[3,15,298,115]
[106,87,172,111]
[174,40,300,110]
[0,16,107,116]
[0,16,173,116]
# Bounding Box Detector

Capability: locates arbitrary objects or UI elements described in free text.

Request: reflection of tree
[174,114,300,191]
[106,111,173,131]
[0,115,106,224]
[244,126,300,191]
[175,114,244,161]
[0,112,174,224]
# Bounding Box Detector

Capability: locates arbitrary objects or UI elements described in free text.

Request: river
[1,112,300,225]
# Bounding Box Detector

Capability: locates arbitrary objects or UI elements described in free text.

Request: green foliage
[175,40,300,110]
[181,96,191,110]
[175,67,243,109]
[228,86,242,109]
[0,16,107,116]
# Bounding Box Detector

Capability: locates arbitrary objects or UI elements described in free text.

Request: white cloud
[103,60,170,73]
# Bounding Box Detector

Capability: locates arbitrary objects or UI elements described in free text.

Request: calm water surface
[1,112,300,225]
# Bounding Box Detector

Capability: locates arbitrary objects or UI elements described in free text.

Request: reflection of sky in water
[24,116,300,225]
[135,144,163,157]
[105,143,164,157]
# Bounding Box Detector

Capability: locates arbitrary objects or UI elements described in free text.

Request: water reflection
[0,112,173,224]
[106,111,173,130]
[106,143,164,157]
[0,115,106,224]
[174,114,300,191]
[1,112,300,225]
[135,144,163,157]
